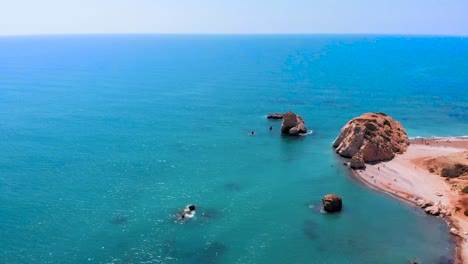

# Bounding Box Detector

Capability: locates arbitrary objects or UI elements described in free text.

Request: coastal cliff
[333,113,409,168]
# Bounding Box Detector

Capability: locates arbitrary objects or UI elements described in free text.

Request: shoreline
[349,137,468,264]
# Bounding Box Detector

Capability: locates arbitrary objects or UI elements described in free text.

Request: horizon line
[0,32,466,38]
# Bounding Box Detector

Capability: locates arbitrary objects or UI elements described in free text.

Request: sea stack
[322,194,342,212]
[333,113,409,169]
[281,111,307,136]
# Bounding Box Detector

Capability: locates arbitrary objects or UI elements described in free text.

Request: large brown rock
[281,111,307,136]
[333,113,409,167]
[322,194,342,213]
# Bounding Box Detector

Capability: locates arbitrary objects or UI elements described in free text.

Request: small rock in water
[267,113,284,119]
[111,215,129,225]
[322,194,342,213]
[224,183,241,191]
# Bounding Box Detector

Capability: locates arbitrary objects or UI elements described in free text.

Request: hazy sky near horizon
[1,0,467,36]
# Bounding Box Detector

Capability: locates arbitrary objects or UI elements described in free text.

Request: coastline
[350,138,468,264]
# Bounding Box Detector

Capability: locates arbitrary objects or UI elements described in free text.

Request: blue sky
[1,0,467,35]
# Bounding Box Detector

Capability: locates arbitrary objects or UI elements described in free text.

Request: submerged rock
[281,111,307,136]
[303,219,318,240]
[322,194,342,213]
[201,208,223,220]
[333,112,409,169]
[111,215,128,225]
[224,183,241,191]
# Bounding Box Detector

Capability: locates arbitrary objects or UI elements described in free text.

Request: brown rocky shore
[333,113,468,263]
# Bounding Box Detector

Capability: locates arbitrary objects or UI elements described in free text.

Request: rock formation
[416,199,434,208]
[350,156,365,169]
[333,113,409,168]
[416,199,452,217]
[281,111,307,136]
[267,113,284,119]
[450,227,461,237]
[425,205,441,215]
[322,194,342,213]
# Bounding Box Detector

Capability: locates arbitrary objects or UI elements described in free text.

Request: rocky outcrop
[333,113,409,168]
[281,111,307,136]
[416,199,433,209]
[425,205,441,215]
[322,194,342,213]
[416,199,452,217]
[450,227,461,237]
[267,113,284,119]
[350,156,365,169]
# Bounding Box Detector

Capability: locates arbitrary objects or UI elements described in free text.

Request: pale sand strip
[351,141,468,264]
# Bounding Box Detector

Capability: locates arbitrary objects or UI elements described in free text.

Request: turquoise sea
[0,35,467,264]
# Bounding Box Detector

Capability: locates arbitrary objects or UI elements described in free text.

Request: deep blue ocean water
[0,35,467,263]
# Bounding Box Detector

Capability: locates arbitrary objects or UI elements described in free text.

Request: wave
[299,130,314,136]
[409,135,468,140]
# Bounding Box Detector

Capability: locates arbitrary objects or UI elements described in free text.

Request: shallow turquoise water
[0,35,466,263]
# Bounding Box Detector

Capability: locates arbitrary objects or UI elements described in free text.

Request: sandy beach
[352,138,468,263]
